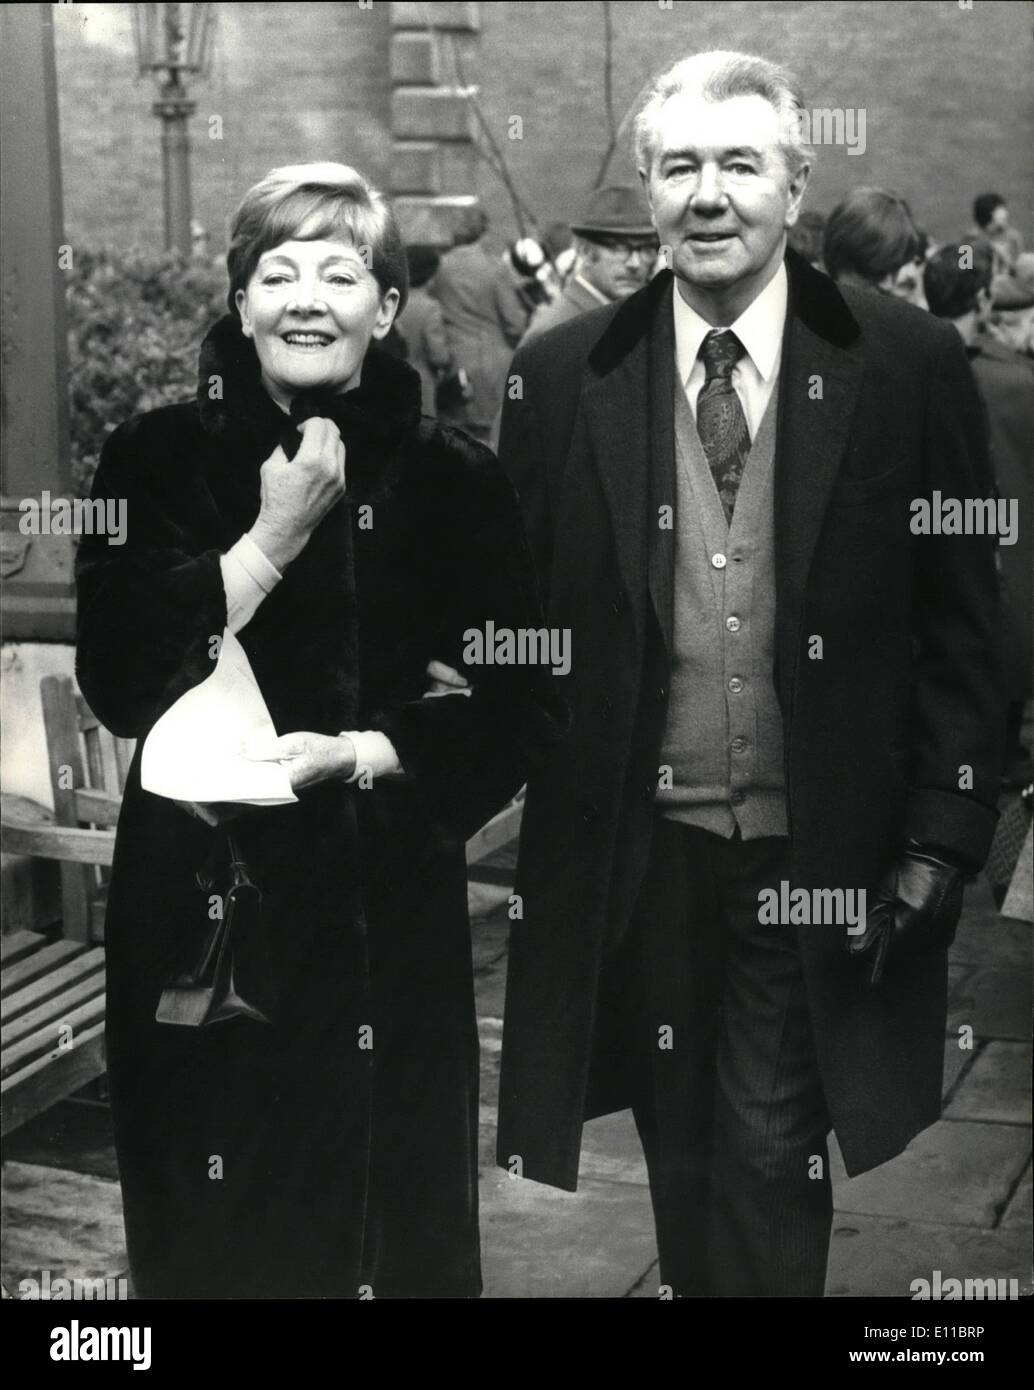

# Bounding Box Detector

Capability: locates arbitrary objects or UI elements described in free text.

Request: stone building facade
[54,1,1033,256]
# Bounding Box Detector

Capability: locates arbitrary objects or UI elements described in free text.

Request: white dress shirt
[673,260,788,440]
[219,533,401,781]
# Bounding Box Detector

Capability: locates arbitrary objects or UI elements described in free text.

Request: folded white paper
[141,629,297,806]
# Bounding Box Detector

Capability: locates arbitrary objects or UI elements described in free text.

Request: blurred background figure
[428,203,527,440]
[889,225,931,309]
[989,251,1034,359]
[970,191,1024,278]
[397,244,454,417]
[504,236,552,320]
[538,220,576,300]
[823,187,927,304]
[190,217,210,261]
[522,184,657,344]
[925,242,1034,787]
[786,208,827,270]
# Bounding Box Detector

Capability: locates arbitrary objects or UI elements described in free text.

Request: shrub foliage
[67,248,227,495]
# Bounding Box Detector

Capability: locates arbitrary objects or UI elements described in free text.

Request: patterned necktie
[696,329,750,524]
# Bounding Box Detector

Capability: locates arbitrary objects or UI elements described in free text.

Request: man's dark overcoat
[496,251,1003,1191]
[76,315,560,1297]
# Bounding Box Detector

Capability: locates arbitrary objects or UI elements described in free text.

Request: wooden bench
[1,929,106,1135]
[1,676,133,1134]
[1,675,524,1134]
[465,789,524,885]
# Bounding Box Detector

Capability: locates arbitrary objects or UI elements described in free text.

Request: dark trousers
[621,817,832,1297]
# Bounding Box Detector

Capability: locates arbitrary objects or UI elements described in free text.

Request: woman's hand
[249,418,346,571]
[244,731,356,792]
[423,659,471,698]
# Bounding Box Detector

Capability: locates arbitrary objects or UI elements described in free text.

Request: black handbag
[155,834,273,1028]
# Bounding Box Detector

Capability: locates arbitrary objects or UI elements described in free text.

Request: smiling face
[641,91,809,323]
[235,238,399,407]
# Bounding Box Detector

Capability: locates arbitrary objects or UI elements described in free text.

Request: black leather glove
[847,844,965,987]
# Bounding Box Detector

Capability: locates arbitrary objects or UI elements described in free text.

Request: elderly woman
[75,163,561,1299]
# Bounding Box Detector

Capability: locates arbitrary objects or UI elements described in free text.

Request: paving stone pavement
[475,871,1032,1298]
[2,873,1029,1300]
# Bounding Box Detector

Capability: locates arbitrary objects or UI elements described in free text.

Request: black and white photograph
[1,0,1031,1357]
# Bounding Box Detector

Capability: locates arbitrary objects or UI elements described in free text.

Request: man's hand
[244,731,356,792]
[248,418,346,571]
[847,846,965,987]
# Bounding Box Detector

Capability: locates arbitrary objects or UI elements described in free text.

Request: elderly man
[522,186,657,344]
[496,50,1003,1297]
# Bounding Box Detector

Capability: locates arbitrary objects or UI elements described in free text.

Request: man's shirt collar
[673,259,788,386]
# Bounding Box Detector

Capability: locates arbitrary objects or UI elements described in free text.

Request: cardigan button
[711,552,727,569]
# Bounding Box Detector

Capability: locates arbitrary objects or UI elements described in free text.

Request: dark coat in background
[396,285,453,416]
[496,251,1003,1193]
[970,335,1034,702]
[76,316,561,1297]
[430,241,529,432]
[521,275,608,346]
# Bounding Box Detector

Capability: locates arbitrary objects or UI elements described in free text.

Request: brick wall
[474,0,1034,246]
[54,1,392,255]
[54,1,1032,257]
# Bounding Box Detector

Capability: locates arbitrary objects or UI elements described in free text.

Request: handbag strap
[227,831,253,889]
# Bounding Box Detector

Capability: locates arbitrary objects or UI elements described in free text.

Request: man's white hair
[632,49,814,177]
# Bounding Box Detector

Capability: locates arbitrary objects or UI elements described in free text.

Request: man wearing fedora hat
[522,186,658,345]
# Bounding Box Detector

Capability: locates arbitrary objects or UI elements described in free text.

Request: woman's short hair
[972,192,1005,230]
[823,188,923,285]
[227,162,409,318]
[632,49,814,178]
[404,243,440,290]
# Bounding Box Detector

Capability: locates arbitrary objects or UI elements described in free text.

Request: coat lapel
[773,252,863,691]
[646,285,676,654]
[581,272,676,649]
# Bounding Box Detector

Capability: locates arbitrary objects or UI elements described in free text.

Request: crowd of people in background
[397,186,1032,424]
[388,180,1031,786]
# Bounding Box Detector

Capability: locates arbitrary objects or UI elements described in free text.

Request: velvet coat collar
[196,313,424,466]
